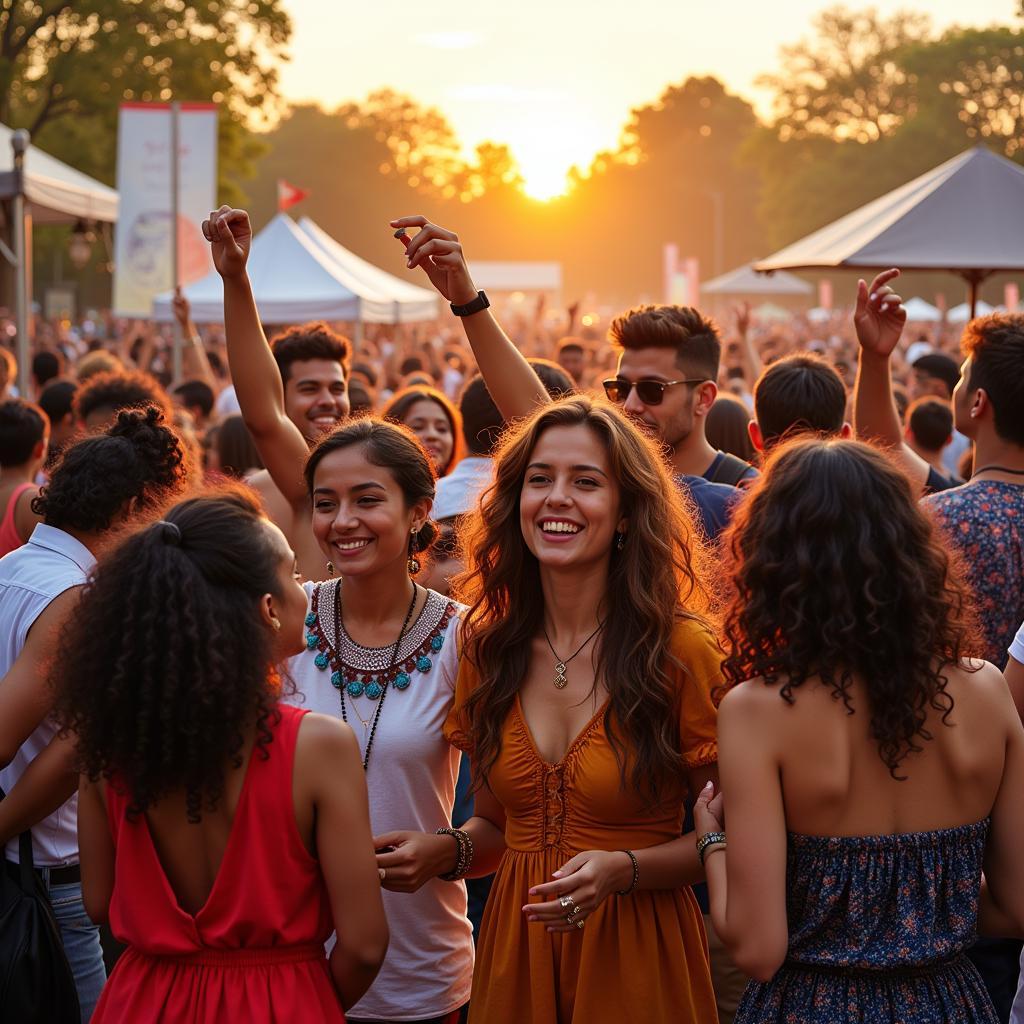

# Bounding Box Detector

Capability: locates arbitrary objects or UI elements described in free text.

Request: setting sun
[518,158,571,201]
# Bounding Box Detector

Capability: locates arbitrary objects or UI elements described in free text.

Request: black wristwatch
[450,290,490,317]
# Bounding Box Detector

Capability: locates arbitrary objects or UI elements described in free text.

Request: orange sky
[277,0,1019,199]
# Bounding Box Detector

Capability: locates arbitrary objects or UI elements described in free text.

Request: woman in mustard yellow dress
[443,397,722,1024]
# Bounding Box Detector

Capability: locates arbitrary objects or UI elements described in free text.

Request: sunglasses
[602,377,707,406]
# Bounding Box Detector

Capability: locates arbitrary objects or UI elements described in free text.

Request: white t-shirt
[0,524,95,865]
[285,581,473,1021]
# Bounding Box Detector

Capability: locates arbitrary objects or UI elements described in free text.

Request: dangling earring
[326,561,335,577]
[615,531,626,551]
[407,526,421,576]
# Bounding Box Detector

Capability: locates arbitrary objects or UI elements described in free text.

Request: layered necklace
[304,579,456,769]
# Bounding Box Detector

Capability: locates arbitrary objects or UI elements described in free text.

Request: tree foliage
[757,6,931,142]
[0,0,291,201]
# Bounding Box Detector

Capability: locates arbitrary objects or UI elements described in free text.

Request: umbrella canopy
[902,297,942,323]
[0,122,117,224]
[152,214,439,324]
[755,147,1024,313]
[948,300,998,323]
[702,263,812,296]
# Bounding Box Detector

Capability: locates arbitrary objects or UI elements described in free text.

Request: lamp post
[68,219,95,270]
[11,129,30,398]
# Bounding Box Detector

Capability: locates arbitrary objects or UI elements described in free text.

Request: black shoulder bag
[0,793,81,1022]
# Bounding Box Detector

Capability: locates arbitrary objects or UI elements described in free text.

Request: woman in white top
[205,207,473,1024]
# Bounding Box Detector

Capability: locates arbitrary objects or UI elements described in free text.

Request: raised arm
[172,288,218,394]
[203,207,309,505]
[852,269,931,494]
[391,216,550,421]
[734,302,763,386]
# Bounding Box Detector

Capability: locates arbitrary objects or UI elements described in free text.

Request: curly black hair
[73,369,173,426]
[32,407,188,533]
[53,488,287,822]
[721,437,980,777]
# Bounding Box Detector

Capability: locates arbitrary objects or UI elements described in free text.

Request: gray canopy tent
[754,146,1024,318]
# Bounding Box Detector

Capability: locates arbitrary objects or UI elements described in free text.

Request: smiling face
[284,358,350,443]
[519,423,625,571]
[310,444,430,577]
[401,398,454,474]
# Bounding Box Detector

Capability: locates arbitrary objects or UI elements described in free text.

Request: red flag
[277,179,310,212]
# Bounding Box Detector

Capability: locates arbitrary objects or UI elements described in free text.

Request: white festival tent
[0,122,118,224]
[701,263,812,296]
[152,213,439,324]
[947,300,998,323]
[902,297,942,323]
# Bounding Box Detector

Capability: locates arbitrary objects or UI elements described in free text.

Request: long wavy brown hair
[721,437,980,777]
[455,396,712,804]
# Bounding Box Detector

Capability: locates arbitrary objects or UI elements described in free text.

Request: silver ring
[379,868,386,882]
[559,895,575,912]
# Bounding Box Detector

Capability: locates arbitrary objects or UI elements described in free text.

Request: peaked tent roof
[297,217,438,323]
[902,297,942,322]
[701,263,812,296]
[0,123,118,224]
[152,214,439,324]
[755,147,1024,277]
[948,300,999,322]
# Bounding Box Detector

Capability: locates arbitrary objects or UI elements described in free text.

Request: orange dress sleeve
[670,617,723,769]
[443,655,480,753]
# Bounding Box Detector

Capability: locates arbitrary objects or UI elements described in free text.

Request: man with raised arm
[203,207,350,580]
[852,268,959,496]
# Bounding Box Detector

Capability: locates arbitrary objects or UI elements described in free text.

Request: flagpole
[170,100,182,382]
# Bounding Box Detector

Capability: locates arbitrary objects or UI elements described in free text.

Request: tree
[901,27,1024,159]
[1,0,291,201]
[758,5,931,142]
[336,89,466,200]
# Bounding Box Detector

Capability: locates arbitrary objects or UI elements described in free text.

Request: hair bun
[156,520,182,545]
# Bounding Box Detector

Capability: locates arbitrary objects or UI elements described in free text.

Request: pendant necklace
[542,621,605,689]
[335,581,419,770]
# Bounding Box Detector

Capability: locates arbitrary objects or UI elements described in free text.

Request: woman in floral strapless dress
[696,438,1024,1024]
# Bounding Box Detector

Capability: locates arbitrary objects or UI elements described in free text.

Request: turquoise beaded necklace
[304,580,456,700]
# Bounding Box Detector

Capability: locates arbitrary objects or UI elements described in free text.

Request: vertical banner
[818,279,833,311]
[1006,283,1020,312]
[113,102,218,317]
[663,243,679,305]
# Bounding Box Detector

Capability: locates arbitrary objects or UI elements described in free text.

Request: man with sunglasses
[604,305,758,489]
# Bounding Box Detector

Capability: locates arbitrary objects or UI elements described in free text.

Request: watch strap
[450,290,490,318]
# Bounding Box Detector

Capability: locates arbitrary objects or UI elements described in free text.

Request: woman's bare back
[753,660,1011,837]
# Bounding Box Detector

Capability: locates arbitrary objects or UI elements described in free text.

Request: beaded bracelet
[615,849,640,896]
[436,827,474,881]
[696,830,727,866]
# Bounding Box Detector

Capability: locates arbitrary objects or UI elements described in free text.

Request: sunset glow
[278,0,1016,200]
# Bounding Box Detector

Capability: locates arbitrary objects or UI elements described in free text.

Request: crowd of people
[1,204,1024,1024]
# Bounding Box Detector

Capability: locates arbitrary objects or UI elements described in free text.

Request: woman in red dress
[53,489,389,1022]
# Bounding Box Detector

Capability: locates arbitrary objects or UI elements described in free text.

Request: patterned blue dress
[735,820,998,1023]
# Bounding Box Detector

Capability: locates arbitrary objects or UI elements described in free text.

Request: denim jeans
[44,875,107,1023]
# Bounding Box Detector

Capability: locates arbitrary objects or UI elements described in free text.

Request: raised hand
[202,206,253,280]
[854,268,907,359]
[734,301,751,338]
[389,216,478,307]
[171,287,191,329]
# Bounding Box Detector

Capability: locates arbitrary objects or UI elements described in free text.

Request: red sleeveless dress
[92,704,345,1023]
